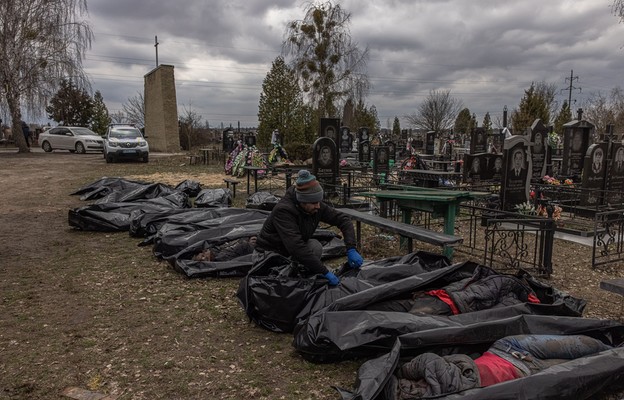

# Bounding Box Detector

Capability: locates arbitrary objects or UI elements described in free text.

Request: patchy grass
[0,151,622,399]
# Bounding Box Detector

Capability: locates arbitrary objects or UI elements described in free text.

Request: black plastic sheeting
[335,319,624,400]
[246,191,280,211]
[292,261,586,363]
[70,177,202,201]
[129,208,258,239]
[237,252,451,333]
[194,188,232,208]
[68,192,190,232]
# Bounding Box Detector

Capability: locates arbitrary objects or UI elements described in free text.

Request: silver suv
[104,124,149,163]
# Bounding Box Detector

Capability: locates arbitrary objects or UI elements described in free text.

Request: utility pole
[154,36,159,67]
[562,70,581,107]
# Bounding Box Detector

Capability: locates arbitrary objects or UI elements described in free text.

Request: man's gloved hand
[323,271,340,286]
[347,248,364,269]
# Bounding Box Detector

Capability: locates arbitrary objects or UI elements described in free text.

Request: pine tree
[257,56,306,147]
[482,112,492,132]
[392,116,401,139]
[46,79,94,126]
[90,91,111,135]
[511,82,554,134]
[553,101,572,137]
[454,108,472,142]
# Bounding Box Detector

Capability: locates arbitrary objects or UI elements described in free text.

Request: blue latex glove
[323,271,340,286]
[347,248,364,269]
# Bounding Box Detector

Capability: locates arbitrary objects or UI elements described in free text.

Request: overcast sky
[84,0,624,130]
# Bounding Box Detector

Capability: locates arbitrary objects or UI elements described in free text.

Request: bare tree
[122,92,145,128]
[179,102,202,151]
[283,0,369,118]
[583,88,624,139]
[614,0,624,21]
[0,0,92,152]
[110,110,127,124]
[405,90,463,133]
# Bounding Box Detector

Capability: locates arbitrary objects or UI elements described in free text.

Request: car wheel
[75,142,86,154]
[41,141,53,152]
[142,155,149,163]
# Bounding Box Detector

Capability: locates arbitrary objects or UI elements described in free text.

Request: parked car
[103,124,149,163]
[39,126,104,154]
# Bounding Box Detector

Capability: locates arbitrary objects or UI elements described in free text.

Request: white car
[104,125,149,163]
[40,126,104,154]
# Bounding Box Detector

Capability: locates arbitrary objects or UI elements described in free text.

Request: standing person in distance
[254,170,363,286]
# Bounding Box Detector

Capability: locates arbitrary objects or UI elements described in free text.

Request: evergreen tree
[257,56,306,148]
[351,100,379,134]
[482,112,492,132]
[511,82,555,134]
[553,101,572,137]
[392,116,401,139]
[454,108,473,142]
[46,79,94,126]
[90,91,110,135]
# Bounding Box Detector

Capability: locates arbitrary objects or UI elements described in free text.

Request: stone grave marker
[320,118,340,143]
[606,143,624,205]
[425,131,436,155]
[373,146,390,181]
[312,137,339,194]
[580,143,608,206]
[244,134,256,147]
[530,119,549,182]
[386,141,396,162]
[562,118,594,177]
[470,127,487,154]
[501,135,532,211]
[359,140,371,163]
[484,154,504,181]
[339,126,353,153]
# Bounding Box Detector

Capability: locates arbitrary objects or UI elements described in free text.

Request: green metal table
[359,187,488,257]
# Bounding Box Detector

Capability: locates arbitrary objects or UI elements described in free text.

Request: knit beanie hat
[295,170,324,203]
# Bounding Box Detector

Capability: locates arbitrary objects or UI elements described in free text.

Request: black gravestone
[487,154,504,182]
[463,154,482,184]
[359,140,370,163]
[562,119,594,177]
[580,143,608,206]
[357,127,370,144]
[386,141,396,162]
[373,146,390,179]
[425,131,435,155]
[320,118,340,143]
[223,129,235,152]
[501,136,532,211]
[606,144,624,204]
[339,126,352,153]
[530,119,549,182]
[244,134,256,147]
[312,137,338,193]
[470,127,487,154]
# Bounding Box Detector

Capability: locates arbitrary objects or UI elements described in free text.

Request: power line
[561,69,581,107]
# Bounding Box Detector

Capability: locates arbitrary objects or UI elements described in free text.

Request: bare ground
[0,150,623,400]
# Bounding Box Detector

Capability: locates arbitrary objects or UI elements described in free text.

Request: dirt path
[0,150,622,399]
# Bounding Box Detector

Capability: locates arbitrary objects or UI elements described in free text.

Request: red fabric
[527,293,541,304]
[425,289,460,315]
[474,351,522,387]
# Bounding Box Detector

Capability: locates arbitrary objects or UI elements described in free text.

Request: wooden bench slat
[338,207,462,248]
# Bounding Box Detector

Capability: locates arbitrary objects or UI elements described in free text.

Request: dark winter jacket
[255,186,356,275]
[387,353,480,399]
[446,268,538,313]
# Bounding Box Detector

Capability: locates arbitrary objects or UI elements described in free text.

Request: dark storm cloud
[82,0,624,128]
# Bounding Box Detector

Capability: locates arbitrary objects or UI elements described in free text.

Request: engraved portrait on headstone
[373,146,390,178]
[530,120,549,182]
[359,140,370,163]
[319,118,340,143]
[339,126,352,153]
[245,134,256,147]
[490,154,504,181]
[463,154,482,184]
[470,127,487,154]
[312,137,338,192]
[357,127,369,143]
[562,119,594,177]
[501,135,531,211]
[386,141,396,161]
[581,143,608,206]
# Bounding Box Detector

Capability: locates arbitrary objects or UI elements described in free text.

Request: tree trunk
[7,90,30,153]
